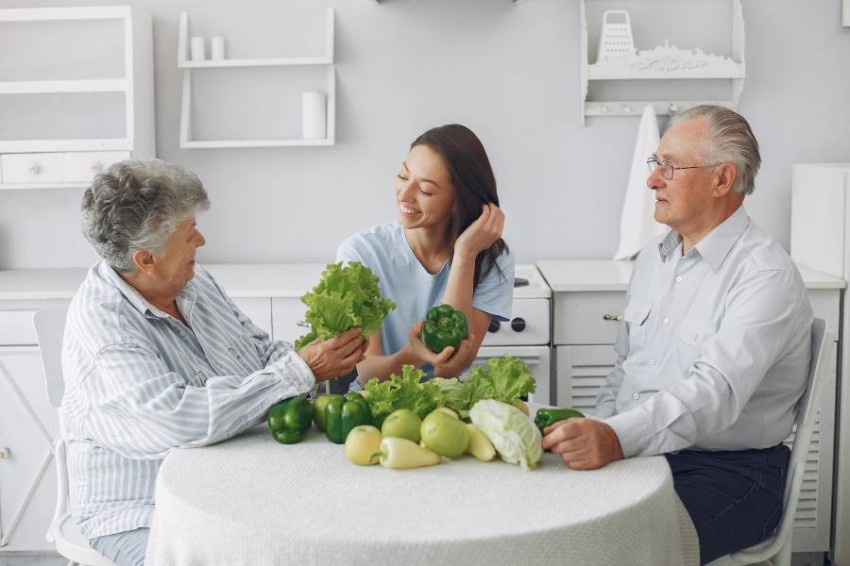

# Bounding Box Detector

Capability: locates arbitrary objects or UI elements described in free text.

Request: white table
[146,424,698,566]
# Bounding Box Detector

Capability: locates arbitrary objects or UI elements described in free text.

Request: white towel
[613,104,667,260]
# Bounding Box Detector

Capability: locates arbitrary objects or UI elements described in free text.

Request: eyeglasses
[646,157,721,180]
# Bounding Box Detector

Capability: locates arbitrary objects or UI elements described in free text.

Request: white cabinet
[579,0,745,122]
[177,9,335,148]
[0,6,155,190]
[271,297,308,346]
[790,163,850,564]
[0,305,66,553]
[538,259,843,556]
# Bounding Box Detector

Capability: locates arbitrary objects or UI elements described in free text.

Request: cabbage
[469,399,542,470]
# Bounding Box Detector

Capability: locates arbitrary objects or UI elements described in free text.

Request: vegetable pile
[432,355,536,420]
[363,365,442,428]
[267,356,582,473]
[294,261,396,350]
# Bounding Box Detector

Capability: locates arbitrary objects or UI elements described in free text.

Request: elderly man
[542,106,813,564]
[62,159,366,566]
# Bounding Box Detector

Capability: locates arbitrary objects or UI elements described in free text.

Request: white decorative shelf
[177,9,336,149]
[0,6,155,190]
[580,0,745,123]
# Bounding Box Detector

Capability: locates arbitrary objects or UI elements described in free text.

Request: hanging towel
[613,104,667,260]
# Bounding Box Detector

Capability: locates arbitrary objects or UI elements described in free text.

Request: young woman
[337,124,515,387]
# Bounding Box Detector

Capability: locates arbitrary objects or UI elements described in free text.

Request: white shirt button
[649,358,657,366]
[676,276,683,283]
[663,317,670,325]
[632,393,640,400]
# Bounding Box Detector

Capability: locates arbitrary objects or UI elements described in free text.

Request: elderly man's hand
[298,328,367,382]
[541,418,624,470]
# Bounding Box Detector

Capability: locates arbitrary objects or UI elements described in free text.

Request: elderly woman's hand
[298,328,368,382]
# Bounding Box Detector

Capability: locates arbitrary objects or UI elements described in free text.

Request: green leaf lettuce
[294,261,395,350]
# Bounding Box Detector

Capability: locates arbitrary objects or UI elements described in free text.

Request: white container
[302,92,327,140]
[190,36,206,61]
[210,36,225,60]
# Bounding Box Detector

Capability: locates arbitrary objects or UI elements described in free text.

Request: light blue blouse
[337,221,514,379]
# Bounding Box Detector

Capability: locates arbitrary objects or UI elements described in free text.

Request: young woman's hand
[404,321,474,377]
[453,203,504,261]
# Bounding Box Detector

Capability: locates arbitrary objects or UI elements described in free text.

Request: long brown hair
[411,124,509,290]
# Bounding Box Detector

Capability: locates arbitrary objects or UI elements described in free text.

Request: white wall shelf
[0,6,155,190]
[579,0,745,124]
[177,9,336,149]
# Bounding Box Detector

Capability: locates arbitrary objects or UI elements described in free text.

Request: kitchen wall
[0,0,848,269]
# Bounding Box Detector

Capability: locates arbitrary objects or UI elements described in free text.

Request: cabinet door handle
[0,447,10,459]
[602,313,621,321]
[28,163,41,176]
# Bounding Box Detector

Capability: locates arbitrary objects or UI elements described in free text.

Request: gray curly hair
[81,159,210,272]
[668,105,761,196]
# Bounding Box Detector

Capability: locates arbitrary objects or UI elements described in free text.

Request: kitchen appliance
[471,264,552,405]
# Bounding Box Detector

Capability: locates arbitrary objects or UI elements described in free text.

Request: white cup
[210,36,226,60]
[302,92,327,140]
[190,36,206,61]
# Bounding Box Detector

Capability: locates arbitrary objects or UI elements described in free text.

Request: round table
[146,425,698,566]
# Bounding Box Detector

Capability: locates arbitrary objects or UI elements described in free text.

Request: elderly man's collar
[99,261,197,319]
[657,205,750,271]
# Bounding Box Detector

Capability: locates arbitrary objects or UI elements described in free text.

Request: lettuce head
[294,261,395,350]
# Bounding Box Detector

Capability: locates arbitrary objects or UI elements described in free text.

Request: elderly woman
[62,159,366,566]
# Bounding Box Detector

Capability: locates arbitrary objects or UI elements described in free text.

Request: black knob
[511,317,526,332]
[488,319,501,333]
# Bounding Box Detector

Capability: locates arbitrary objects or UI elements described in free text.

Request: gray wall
[0,0,848,269]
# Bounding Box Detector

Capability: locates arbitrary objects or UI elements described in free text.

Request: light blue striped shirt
[61,261,316,539]
[596,206,813,457]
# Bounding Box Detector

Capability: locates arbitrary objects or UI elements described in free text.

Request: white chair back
[34,308,67,408]
[724,318,834,566]
[33,309,117,566]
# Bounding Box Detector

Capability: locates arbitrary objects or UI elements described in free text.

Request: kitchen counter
[0,262,551,301]
[536,259,846,292]
[0,263,327,301]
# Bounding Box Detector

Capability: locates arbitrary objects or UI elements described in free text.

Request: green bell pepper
[268,397,314,444]
[325,392,373,444]
[534,407,584,434]
[422,304,469,353]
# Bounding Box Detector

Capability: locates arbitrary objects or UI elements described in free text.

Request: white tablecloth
[147,425,698,566]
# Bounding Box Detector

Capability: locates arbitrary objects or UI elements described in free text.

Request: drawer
[1,153,65,184]
[553,291,625,345]
[64,151,130,182]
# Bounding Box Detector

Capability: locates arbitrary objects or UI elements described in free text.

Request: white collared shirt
[61,261,315,538]
[596,206,813,457]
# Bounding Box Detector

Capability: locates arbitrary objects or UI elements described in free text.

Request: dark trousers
[665,444,790,565]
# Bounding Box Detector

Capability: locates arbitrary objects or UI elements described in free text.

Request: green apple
[381,409,423,444]
[421,410,470,458]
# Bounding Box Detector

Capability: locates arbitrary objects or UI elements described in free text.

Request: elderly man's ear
[713,163,739,198]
